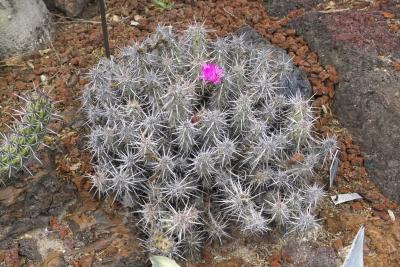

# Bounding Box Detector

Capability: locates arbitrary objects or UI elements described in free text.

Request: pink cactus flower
[199,63,224,85]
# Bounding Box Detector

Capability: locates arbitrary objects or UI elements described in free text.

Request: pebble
[332,239,343,252]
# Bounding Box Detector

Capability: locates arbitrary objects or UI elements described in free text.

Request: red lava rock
[4,248,20,267]
[352,1,370,9]
[351,201,363,211]
[288,8,305,19]
[346,148,358,154]
[381,11,395,19]
[15,81,26,90]
[392,224,400,242]
[80,152,93,174]
[385,201,397,210]
[62,133,79,150]
[372,203,386,211]
[70,57,85,67]
[70,57,80,66]
[288,152,304,165]
[364,192,381,203]
[306,52,318,64]
[311,65,323,74]
[50,216,70,239]
[269,251,282,267]
[265,22,279,34]
[33,66,43,75]
[388,22,400,33]
[373,211,391,221]
[286,28,296,36]
[394,62,400,71]
[89,31,102,45]
[339,212,367,230]
[332,239,343,252]
[325,217,339,233]
[79,76,88,86]
[296,45,309,58]
[271,32,286,44]
[78,254,94,267]
[58,158,71,173]
[351,156,363,166]
[201,248,212,265]
[216,258,250,267]
[292,55,303,66]
[44,66,57,75]
[281,250,293,263]
[312,95,329,107]
[50,216,60,231]
[73,176,87,191]
[318,69,330,81]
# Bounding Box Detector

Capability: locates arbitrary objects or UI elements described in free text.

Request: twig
[55,20,101,24]
[98,0,111,58]
[0,64,25,68]
[223,7,236,18]
[318,8,350,14]
[51,12,101,24]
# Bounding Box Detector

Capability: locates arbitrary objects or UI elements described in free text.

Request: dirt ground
[0,0,399,266]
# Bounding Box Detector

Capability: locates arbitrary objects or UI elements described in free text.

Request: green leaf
[149,255,181,267]
[152,0,173,10]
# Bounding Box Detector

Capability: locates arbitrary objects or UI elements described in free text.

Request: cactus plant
[0,92,52,183]
[83,24,335,259]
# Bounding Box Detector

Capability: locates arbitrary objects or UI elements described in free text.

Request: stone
[17,239,41,261]
[216,258,251,267]
[0,0,53,59]
[262,2,400,202]
[0,172,76,245]
[113,255,152,267]
[263,0,323,17]
[281,240,338,266]
[332,239,343,252]
[43,0,90,17]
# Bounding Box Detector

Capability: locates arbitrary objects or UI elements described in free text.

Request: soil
[0,0,399,266]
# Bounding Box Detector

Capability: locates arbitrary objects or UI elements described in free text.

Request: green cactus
[0,92,52,182]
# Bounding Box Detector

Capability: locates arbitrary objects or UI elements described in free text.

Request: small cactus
[0,92,52,182]
[83,24,336,259]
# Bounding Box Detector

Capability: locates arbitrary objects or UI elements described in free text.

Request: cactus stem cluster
[83,24,337,259]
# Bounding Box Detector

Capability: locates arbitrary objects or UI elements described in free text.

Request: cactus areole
[83,24,337,259]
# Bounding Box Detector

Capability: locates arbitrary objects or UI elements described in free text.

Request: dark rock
[0,172,76,245]
[236,26,313,98]
[18,239,41,261]
[276,9,400,202]
[281,241,338,266]
[43,0,90,17]
[262,0,323,17]
[114,254,150,267]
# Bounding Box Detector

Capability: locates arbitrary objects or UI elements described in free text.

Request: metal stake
[98,0,110,58]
